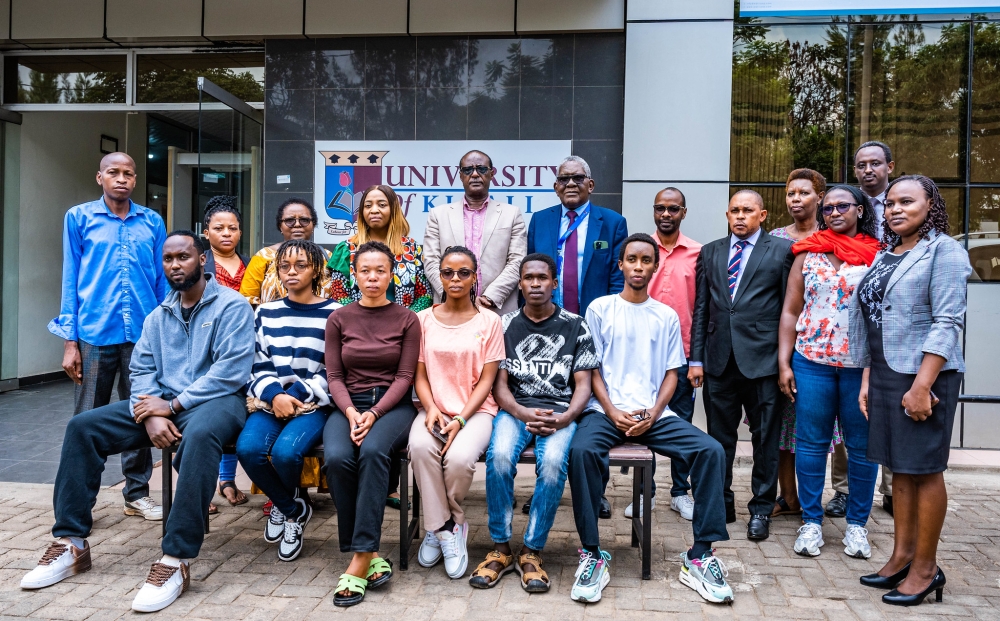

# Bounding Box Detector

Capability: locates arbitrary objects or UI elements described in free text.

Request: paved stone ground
[1,465,999,621]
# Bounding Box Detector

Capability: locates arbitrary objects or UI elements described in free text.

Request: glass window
[731,24,848,183]
[971,21,1000,182]
[730,185,796,232]
[969,187,1000,281]
[849,20,969,182]
[3,55,126,104]
[136,52,264,104]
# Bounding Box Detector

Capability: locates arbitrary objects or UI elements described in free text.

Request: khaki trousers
[408,410,494,532]
[830,441,892,496]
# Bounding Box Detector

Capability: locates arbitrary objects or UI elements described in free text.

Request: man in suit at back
[424,150,527,314]
[527,156,628,316]
[690,189,793,542]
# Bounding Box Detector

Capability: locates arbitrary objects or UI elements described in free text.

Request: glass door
[196,77,263,255]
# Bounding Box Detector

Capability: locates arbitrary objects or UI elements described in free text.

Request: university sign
[312,140,572,245]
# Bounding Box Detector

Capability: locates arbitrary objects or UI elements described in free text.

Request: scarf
[791,228,880,267]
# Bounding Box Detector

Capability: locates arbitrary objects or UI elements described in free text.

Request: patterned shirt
[327,237,432,312]
[795,252,868,367]
[463,197,489,297]
[214,260,246,292]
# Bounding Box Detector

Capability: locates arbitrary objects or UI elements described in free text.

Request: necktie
[728,240,748,301]
[563,210,580,313]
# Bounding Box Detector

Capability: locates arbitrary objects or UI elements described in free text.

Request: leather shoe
[522,494,532,514]
[861,562,910,590]
[882,495,894,516]
[599,496,611,520]
[747,515,771,540]
[882,567,945,606]
[824,491,848,518]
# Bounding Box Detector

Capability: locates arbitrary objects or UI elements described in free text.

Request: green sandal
[333,574,367,607]
[366,557,393,589]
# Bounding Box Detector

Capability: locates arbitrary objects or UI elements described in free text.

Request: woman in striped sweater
[236,240,341,562]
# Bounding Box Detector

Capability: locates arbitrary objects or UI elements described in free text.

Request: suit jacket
[690,229,794,378]
[526,204,628,314]
[204,250,249,278]
[423,198,527,315]
[848,230,971,374]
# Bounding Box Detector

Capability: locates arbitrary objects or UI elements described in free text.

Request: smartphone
[431,415,453,443]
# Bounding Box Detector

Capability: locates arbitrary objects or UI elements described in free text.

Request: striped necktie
[728,240,749,300]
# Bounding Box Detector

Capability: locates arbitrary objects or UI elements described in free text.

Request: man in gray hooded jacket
[21,230,255,614]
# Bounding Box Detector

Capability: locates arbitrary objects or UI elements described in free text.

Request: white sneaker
[670,494,695,521]
[418,530,443,568]
[264,505,286,543]
[570,549,611,603]
[624,495,656,518]
[793,523,825,557]
[278,499,312,562]
[131,561,189,612]
[679,550,734,604]
[21,540,92,589]
[437,522,469,579]
[124,497,163,521]
[843,525,872,559]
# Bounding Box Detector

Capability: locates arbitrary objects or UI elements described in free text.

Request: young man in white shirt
[566,233,732,606]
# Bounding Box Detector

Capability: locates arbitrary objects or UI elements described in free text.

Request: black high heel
[882,567,945,607]
[860,562,910,589]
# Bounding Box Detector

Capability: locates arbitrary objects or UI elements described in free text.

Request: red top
[214,261,246,292]
[325,302,421,417]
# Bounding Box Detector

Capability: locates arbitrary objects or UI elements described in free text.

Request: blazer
[848,230,971,374]
[526,203,628,314]
[204,250,250,278]
[690,228,794,379]
[423,198,527,315]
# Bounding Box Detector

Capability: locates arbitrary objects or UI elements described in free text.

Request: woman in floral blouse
[327,184,432,510]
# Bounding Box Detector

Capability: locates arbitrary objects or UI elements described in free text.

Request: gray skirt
[866,361,962,475]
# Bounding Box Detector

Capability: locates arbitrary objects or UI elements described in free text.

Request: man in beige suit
[424,150,527,314]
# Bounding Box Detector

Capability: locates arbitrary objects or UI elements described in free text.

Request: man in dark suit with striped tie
[689,190,794,541]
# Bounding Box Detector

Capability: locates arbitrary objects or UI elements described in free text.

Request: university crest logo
[318,150,388,236]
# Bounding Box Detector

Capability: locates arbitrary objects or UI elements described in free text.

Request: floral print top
[795,252,868,368]
[327,236,433,312]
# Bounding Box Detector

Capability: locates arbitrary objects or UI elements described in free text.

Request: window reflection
[3,55,126,104]
[971,22,1000,182]
[969,188,1000,281]
[136,53,264,104]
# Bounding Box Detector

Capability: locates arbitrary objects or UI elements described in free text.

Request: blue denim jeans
[236,408,329,518]
[486,409,577,551]
[792,351,877,526]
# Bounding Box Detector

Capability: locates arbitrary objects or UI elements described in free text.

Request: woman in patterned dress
[327,184,433,509]
[778,185,881,559]
[768,169,843,517]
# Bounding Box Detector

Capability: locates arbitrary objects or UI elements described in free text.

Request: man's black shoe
[824,491,848,518]
[747,515,771,540]
[599,496,611,519]
[882,494,893,516]
[522,494,533,514]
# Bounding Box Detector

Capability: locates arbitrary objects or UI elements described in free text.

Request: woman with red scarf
[777,185,881,560]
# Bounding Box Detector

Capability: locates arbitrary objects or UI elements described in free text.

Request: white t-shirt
[585,294,687,415]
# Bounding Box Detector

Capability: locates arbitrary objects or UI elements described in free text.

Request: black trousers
[704,352,782,517]
[569,412,730,549]
[52,395,246,558]
[323,388,416,553]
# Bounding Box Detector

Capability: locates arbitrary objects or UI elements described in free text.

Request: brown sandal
[468,550,515,589]
[516,550,550,593]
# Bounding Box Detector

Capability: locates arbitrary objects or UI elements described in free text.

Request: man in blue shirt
[47,152,168,520]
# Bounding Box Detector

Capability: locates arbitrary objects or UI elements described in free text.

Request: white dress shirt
[728,227,763,297]
[559,201,590,300]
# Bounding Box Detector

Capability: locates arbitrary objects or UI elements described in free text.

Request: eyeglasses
[653,205,684,215]
[822,202,859,215]
[460,165,491,176]
[440,268,475,281]
[555,174,589,186]
[281,217,314,227]
[277,261,312,273]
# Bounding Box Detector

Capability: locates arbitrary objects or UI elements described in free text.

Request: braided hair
[204,195,242,230]
[440,245,479,304]
[817,185,879,239]
[275,239,327,295]
[881,175,949,249]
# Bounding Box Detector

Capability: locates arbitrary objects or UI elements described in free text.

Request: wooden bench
[161,442,654,579]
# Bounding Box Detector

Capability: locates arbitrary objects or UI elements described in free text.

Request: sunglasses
[555,174,589,186]
[440,268,475,281]
[821,202,859,216]
[460,165,491,176]
[281,217,314,227]
[654,205,684,215]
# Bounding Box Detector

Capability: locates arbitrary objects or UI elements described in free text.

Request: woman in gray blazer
[849,175,971,607]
